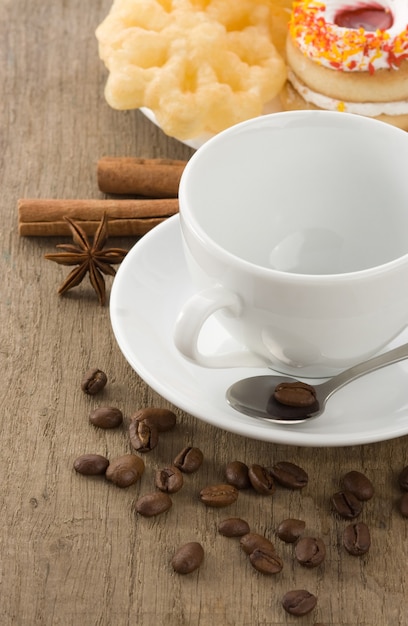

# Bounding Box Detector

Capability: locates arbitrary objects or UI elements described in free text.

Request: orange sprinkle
[289,0,408,72]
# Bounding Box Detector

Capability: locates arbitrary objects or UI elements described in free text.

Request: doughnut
[280,0,408,129]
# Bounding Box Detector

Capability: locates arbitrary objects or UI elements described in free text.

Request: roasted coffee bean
[276,518,306,543]
[332,490,363,519]
[174,446,204,473]
[81,368,107,395]
[282,589,317,616]
[135,492,172,517]
[155,466,183,493]
[131,407,177,432]
[240,533,275,555]
[342,470,374,501]
[270,461,308,489]
[199,484,238,507]
[399,492,408,517]
[398,466,408,491]
[218,517,250,537]
[273,381,316,407]
[295,536,326,568]
[248,464,275,495]
[89,406,123,429]
[105,454,145,487]
[249,547,283,575]
[129,418,159,452]
[171,542,204,574]
[225,461,251,489]
[73,453,109,476]
[343,521,371,556]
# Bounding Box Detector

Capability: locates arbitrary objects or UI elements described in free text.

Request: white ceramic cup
[174,111,408,377]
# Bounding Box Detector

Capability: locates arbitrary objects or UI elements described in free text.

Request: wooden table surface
[2,2,408,625]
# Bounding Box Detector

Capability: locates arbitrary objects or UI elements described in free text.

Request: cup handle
[173,286,266,368]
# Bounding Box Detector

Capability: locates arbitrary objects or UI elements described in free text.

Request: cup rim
[179,110,408,282]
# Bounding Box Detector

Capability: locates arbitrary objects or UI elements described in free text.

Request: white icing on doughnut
[288,69,408,115]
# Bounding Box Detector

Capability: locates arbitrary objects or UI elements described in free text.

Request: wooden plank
[1,0,407,624]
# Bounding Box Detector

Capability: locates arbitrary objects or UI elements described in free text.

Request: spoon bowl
[226,342,408,423]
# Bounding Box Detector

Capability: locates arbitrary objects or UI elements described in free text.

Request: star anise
[45,213,127,305]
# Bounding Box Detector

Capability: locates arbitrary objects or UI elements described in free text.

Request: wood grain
[1,1,408,625]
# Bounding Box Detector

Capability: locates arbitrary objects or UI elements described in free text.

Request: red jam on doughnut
[288,0,408,73]
[335,6,393,31]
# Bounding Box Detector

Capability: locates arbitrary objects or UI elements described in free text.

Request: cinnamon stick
[18,198,179,236]
[97,157,187,197]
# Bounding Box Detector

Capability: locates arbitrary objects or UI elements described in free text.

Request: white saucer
[110,215,408,447]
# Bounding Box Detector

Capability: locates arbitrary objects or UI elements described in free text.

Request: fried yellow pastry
[96,0,287,140]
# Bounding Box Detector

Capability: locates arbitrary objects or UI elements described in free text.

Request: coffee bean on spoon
[273,381,317,407]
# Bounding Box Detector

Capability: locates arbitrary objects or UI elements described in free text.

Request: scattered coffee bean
[89,406,123,429]
[332,490,363,519]
[294,536,326,568]
[342,470,374,501]
[81,368,107,395]
[343,521,371,556]
[105,454,145,488]
[129,418,159,452]
[276,518,306,543]
[225,461,251,489]
[399,492,408,517]
[282,589,317,616]
[131,407,177,432]
[249,546,283,575]
[199,484,238,508]
[135,492,172,517]
[240,533,275,555]
[174,446,204,473]
[248,464,275,495]
[273,381,316,407]
[398,466,408,491]
[218,518,250,537]
[270,461,308,489]
[73,453,109,476]
[155,466,184,494]
[171,542,204,574]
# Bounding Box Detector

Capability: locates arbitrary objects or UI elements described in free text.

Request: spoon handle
[320,342,408,399]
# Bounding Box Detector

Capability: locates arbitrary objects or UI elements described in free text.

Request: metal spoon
[226,342,408,423]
